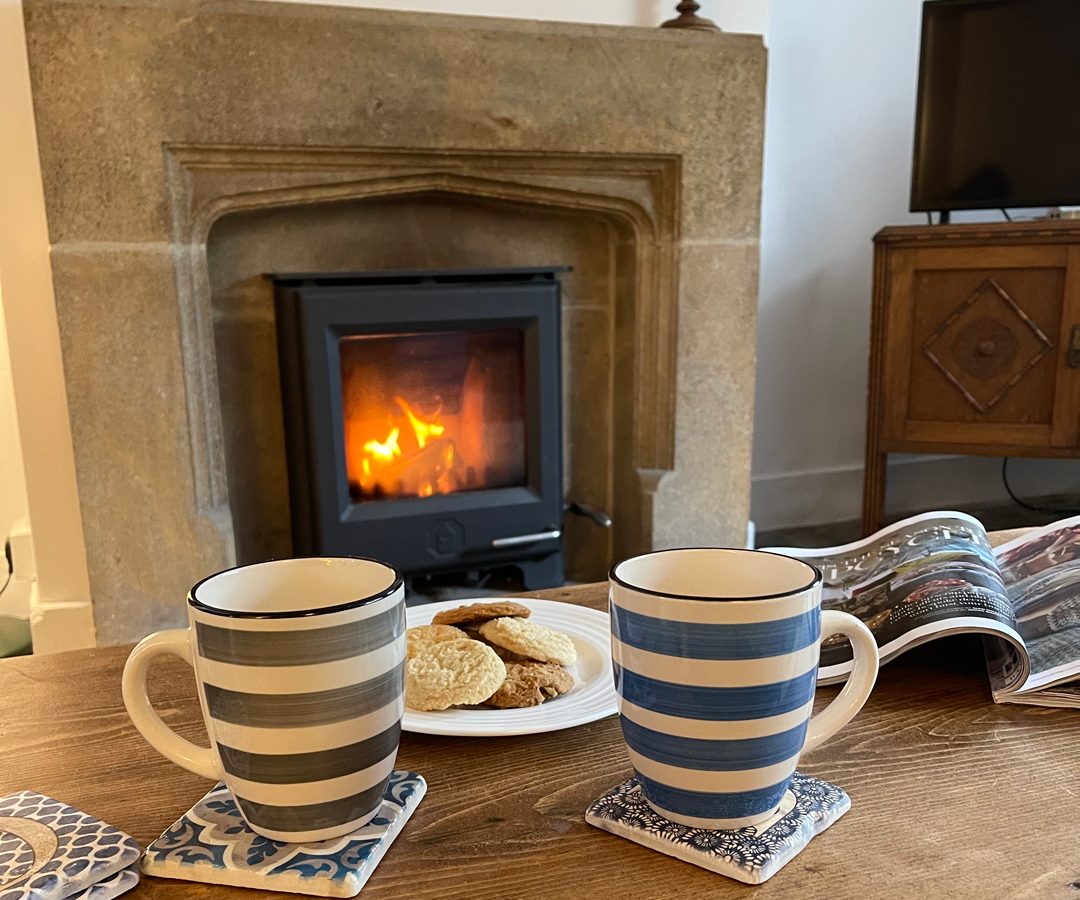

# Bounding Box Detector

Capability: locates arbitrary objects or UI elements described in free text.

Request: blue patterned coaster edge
[64,867,138,900]
[585,772,850,885]
[141,771,426,898]
[0,792,141,900]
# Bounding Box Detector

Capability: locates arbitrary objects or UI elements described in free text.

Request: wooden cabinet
[863,221,1080,533]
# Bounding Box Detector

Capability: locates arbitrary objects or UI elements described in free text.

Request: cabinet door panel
[908,266,1062,424]
[882,245,1071,449]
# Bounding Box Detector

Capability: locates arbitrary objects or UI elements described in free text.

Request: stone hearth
[24,0,765,644]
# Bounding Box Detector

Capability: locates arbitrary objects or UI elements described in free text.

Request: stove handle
[491,529,562,548]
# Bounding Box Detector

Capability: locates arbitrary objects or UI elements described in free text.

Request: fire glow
[351,396,459,499]
[340,330,528,503]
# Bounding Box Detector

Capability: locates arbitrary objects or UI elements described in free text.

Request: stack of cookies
[405,601,578,711]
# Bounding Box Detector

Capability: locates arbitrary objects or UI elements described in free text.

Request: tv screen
[911,0,1080,213]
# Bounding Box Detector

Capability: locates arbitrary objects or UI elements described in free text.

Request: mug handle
[802,610,879,754]
[121,628,222,780]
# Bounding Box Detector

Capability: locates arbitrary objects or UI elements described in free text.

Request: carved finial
[660,1,720,31]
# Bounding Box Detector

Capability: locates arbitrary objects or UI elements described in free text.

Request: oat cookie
[478,617,578,666]
[486,662,575,709]
[431,600,532,628]
[405,639,507,711]
[406,624,469,659]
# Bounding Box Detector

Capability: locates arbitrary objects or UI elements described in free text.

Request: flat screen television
[911,0,1080,213]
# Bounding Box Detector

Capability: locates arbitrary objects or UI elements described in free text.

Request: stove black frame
[273,268,566,587]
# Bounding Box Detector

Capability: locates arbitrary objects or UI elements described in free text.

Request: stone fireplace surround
[23,0,765,645]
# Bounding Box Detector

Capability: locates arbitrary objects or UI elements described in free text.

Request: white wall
[750,0,1080,531]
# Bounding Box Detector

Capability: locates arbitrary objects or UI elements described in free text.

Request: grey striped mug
[122,557,405,842]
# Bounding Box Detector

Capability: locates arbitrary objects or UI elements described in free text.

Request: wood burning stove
[273,268,567,588]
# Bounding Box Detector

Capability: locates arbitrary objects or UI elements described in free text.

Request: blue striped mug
[610,548,878,829]
[122,557,405,842]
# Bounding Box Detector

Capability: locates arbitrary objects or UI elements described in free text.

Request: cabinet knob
[976,340,997,357]
[1070,324,1080,368]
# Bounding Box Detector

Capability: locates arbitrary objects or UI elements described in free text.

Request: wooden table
[2,584,1078,898]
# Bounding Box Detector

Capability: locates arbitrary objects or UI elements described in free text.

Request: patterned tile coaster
[65,867,138,900]
[585,772,850,885]
[0,792,141,900]
[141,771,426,898]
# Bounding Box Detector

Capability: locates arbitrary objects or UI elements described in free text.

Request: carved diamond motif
[922,279,1053,413]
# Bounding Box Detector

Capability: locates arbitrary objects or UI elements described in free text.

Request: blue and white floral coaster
[585,772,850,885]
[141,771,426,897]
[0,792,141,900]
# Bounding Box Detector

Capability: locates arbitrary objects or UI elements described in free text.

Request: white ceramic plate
[401,597,618,737]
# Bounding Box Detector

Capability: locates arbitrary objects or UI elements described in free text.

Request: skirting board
[750,454,1080,531]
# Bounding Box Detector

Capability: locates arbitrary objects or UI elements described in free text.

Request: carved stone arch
[191,171,660,247]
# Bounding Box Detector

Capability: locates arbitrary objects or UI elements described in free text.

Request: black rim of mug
[187,556,405,619]
[609,547,823,601]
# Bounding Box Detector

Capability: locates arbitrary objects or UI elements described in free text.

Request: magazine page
[999,682,1080,709]
[763,511,1028,688]
[992,516,1080,695]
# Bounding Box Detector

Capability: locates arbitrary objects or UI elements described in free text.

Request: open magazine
[764,511,1080,708]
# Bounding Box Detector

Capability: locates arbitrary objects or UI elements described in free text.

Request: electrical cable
[0,539,13,597]
[926,211,933,225]
[1001,208,1012,222]
[1001,457,1080,516]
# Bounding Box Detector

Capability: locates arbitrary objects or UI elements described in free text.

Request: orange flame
[348,396,458,499]
[395,396,444,449]
[363,427,401,461]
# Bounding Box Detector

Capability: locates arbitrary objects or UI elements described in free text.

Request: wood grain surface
[2,583,1078,898]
